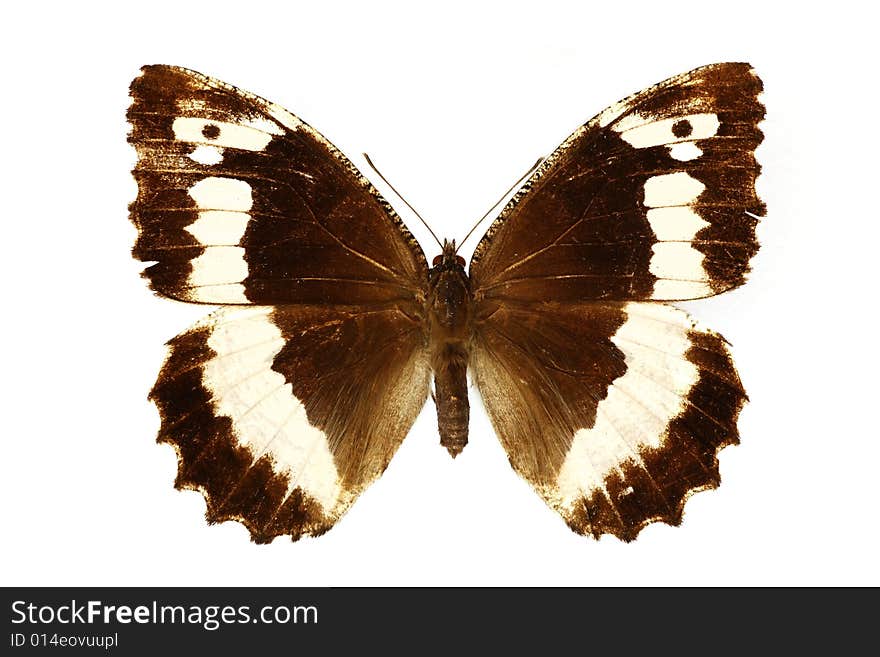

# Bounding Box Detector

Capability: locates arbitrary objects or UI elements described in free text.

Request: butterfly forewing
[470,62,764,303]
[128,65,427,305]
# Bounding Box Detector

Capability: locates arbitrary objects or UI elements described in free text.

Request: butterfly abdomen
[433,347,469,457]
[427,244,474,457]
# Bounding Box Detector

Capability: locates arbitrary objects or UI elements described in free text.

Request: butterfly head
[431,239,466,271]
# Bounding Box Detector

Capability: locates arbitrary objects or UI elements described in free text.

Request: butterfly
[128,63,764,543]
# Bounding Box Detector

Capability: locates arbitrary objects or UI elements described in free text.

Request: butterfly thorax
[427,241,474,458]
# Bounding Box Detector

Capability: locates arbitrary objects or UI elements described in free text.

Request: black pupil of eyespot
[672,120,692,138]
[201,123,221,139]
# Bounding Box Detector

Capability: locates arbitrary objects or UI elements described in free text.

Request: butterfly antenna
[362,153,443,248]
[456,157,544,254]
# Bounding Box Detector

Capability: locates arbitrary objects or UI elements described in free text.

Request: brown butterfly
[128,63,764,542]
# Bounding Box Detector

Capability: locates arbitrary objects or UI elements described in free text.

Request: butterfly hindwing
[128,65,427,305]
[471,302,745,540]
[151,305,430,542]
[470,63,764,303]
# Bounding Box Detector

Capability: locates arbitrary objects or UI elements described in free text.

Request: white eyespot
[643,172,705,207]
[188,145,224,165]
[616,112,719,149]
[188,177,253,211]
[650,279,714,299]
[668,142,703,161]
[172,117,274,151]
[188,246,248,287]
[185,211,250,245]
[646,207,710,241]
[183,284,250,304]
[649,243,708,281]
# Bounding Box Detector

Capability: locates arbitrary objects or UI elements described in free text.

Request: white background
[2,1,878,586]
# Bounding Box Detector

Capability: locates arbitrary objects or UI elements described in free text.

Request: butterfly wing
[470,63,763,539]
[129,65,427,305]
[470,62,764,302]
[153,305,429,542]
[472,301,744,540]
[128,66,431,541]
